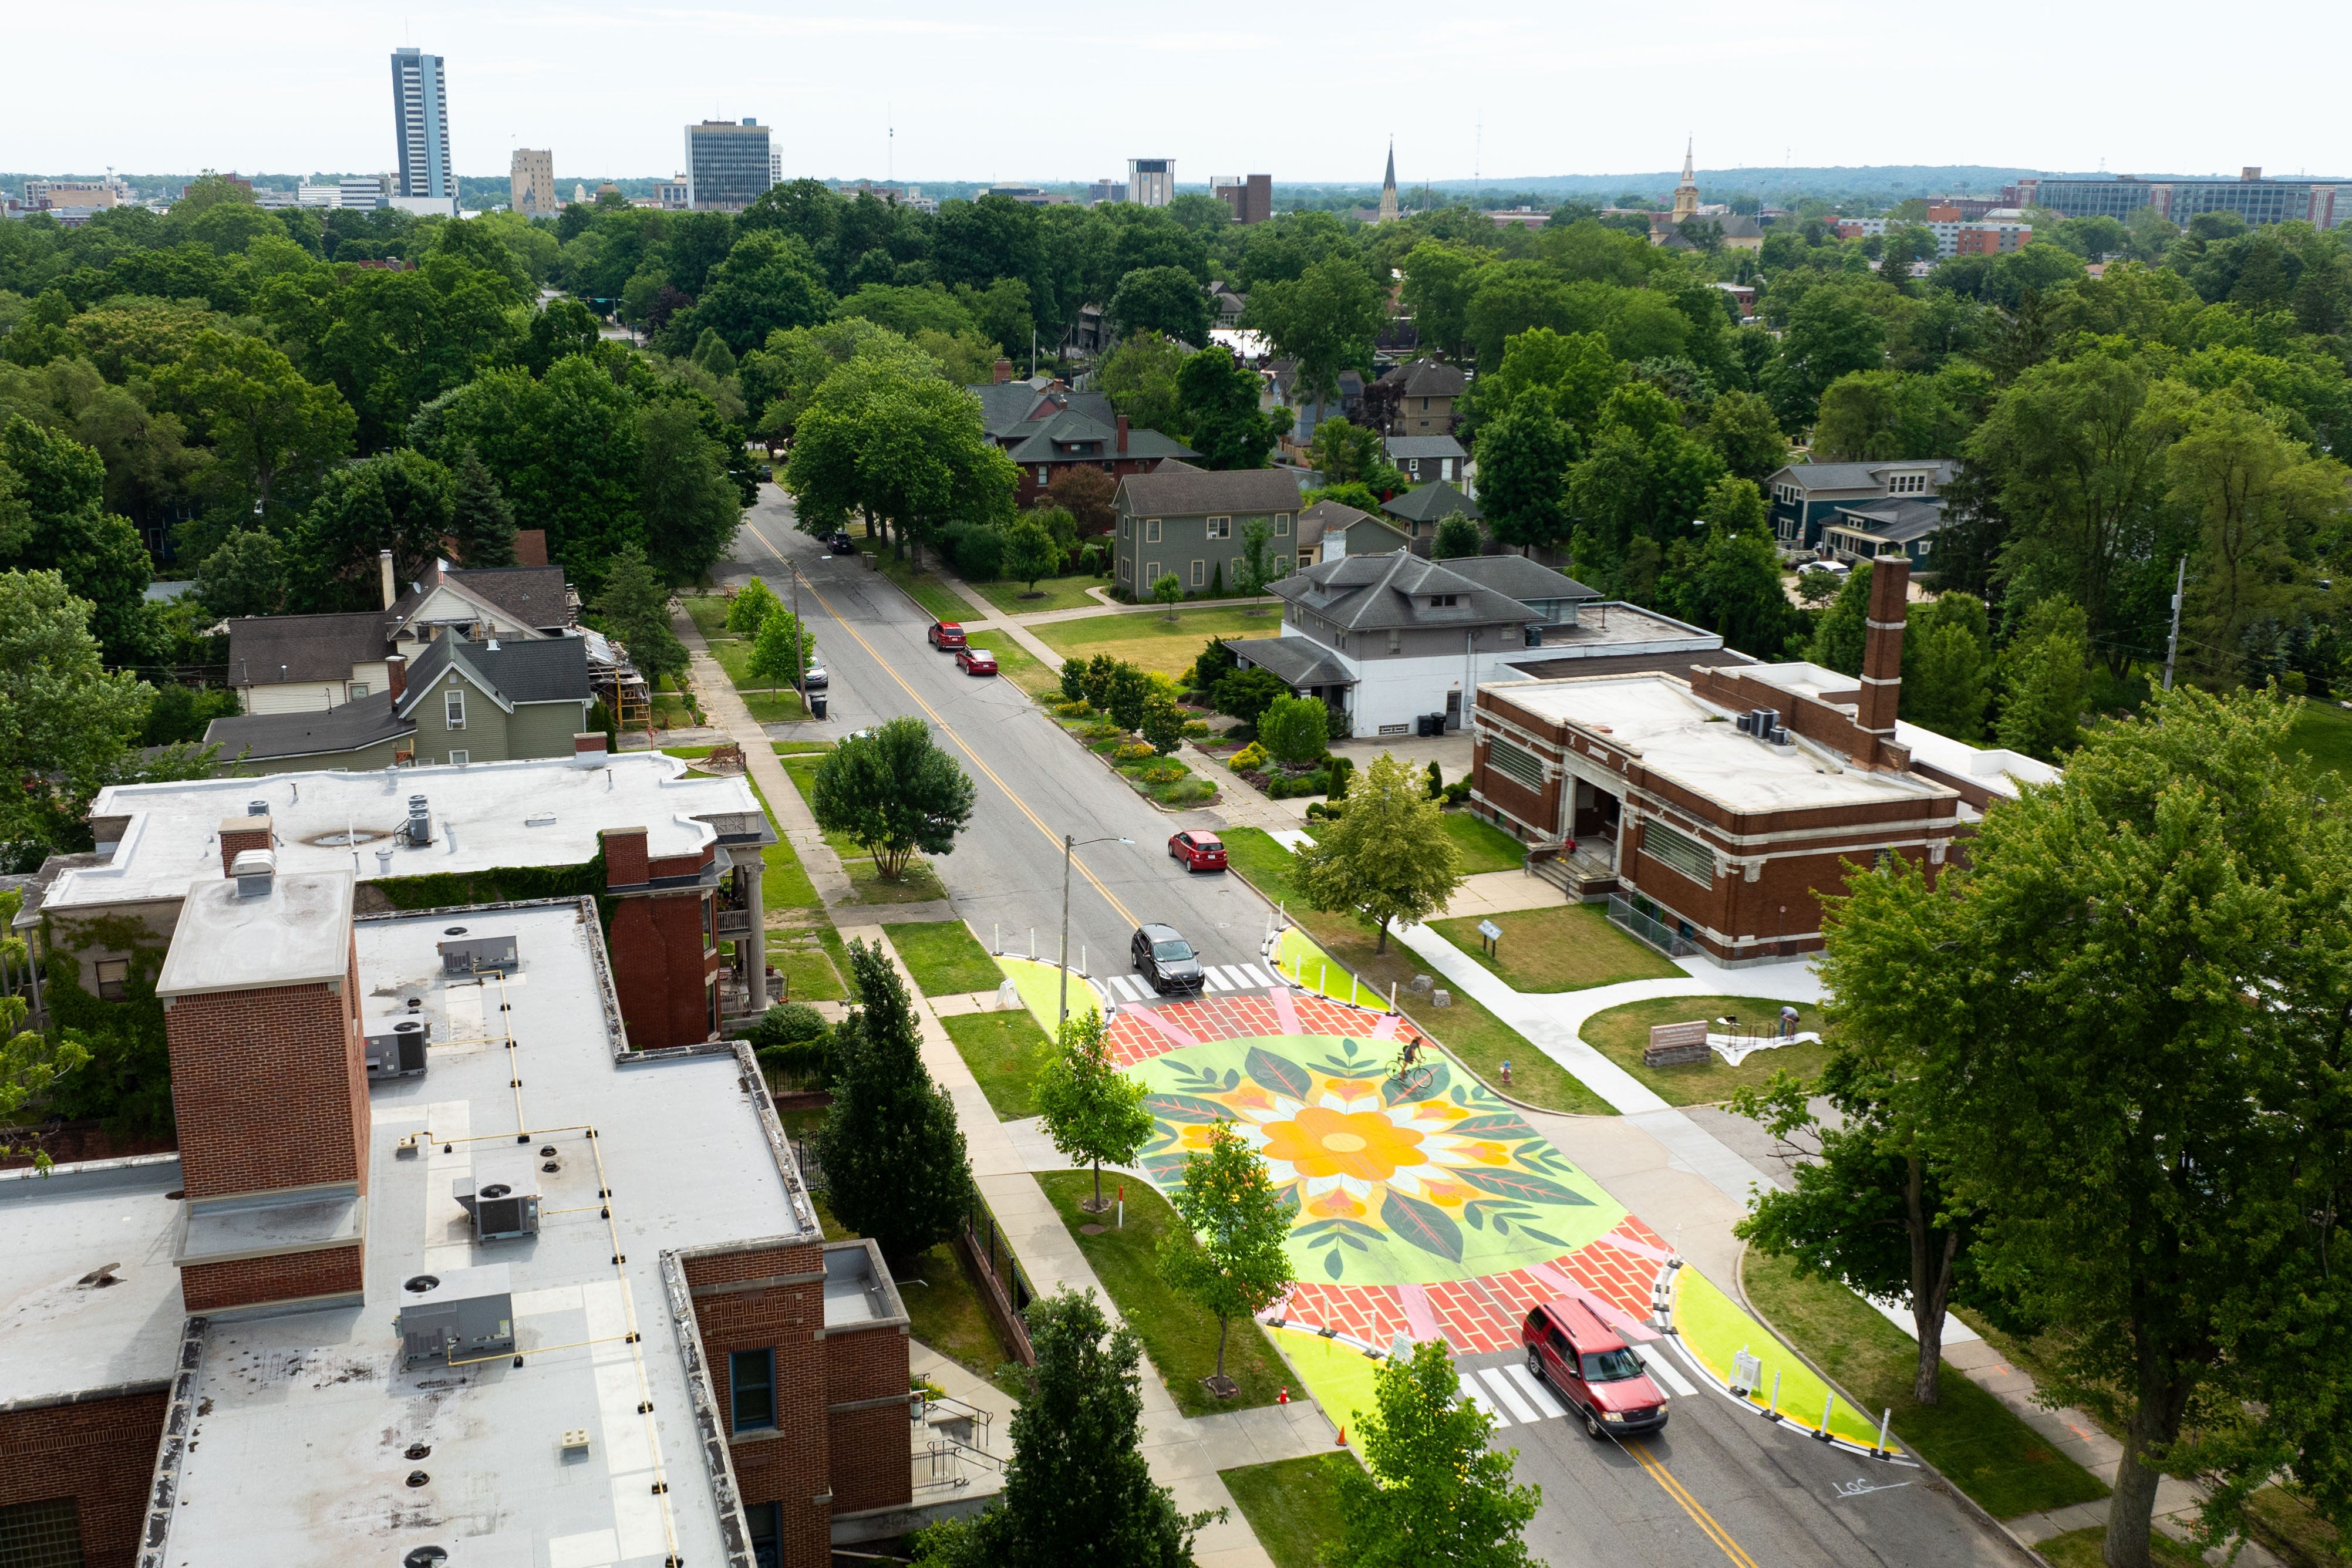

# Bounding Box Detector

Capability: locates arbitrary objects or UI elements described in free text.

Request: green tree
[1151,571,1184,619]
[815,938,971,1265]
[1140,692,1186,756]
[1211,666,1288,725]
[725,575,780,635]
[0,570,154,855]
[747,605,814,689]
[635,398,743,582]
[1102,662,1153,731]
[1993,597,2089,761]
[0,416,157,665]
[809,716,977,878]
[1814,369,1972,463]
[1293,753,1465,953]
[1174,346,1278,470]
[292,449,455,610]
[1824,687,2352,1567]
[660,231,835,354]
[1097,330,1187,439]
[1806,559,1874,674]
[1432,513,1482,559]
[787,353,1017,565]
[593,542,688,691]
[1107,265,1212,347]
[1242,253,1385,409]
[914,1289,1219,1568]
[1231,515,1278,608]
[1661,520,1800,657]
[193,528,287,618]
[1329,1338,1540,1568]
[1035,1011,1155,1212]
[1257,694,1328,767]
[1699,387,1790,482]
[1475,401,1575,555]
[1306,417,1401,492]
[1899,592,1992,740]
[448,444,518,566]
[1399,242,1484,362]
[1764,284,1887,431]
[1159,1122,1291,1387]
[1002,515,1063,595]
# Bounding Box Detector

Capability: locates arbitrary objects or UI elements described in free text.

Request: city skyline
[5,0,2348,188]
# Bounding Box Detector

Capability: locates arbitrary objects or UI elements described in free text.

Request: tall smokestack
[1856,557,1910,737]
[379,548,397,610]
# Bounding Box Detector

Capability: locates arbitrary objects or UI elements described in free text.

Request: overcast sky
[12,0,2348,184]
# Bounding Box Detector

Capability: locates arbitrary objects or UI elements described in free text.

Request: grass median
[1428,904,1680,993]
[883,919,1000,997]
[1580,994,1827,1106]
[1220,1454,1357,1568]
[941,1010,1056,1119]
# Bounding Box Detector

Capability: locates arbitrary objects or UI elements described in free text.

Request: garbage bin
[810,693,828,720]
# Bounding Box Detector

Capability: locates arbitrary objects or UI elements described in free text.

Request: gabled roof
[1117,466,1304,517]
[1271,551,1539,633]
[1002,408,1196,464]
[1377,358,1467,398]
[1441,554,1600,604]
[202,690,411,761]
[1769,458,1957,494]
[966,379,1121,441]
[399,633,592,716]
[227,610,399,686]
[389,564,571,632]
[1296,498,1373,548]
[1384,434,1468,461]
[1382,481,1481,525]
[1829,497,1949,544]
[1235,636,1357,688]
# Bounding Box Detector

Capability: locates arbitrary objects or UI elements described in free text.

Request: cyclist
[1397,1034,1424,1075]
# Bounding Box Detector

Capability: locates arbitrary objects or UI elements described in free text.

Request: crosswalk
[1455,1348,1698,1428]
[1102,963,1278,1003]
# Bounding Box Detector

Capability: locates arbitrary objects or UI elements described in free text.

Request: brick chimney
[220,813,274,877]
[1856,557,1911,737]
[1116,414,1130,454]
[379,548,397,610]
[992,358,1013,384]
[601,826,651,888]
[386,653,407,704]
[574,730,609,766]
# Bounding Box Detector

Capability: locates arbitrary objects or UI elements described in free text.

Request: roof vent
[453,1156,541,1243]
[406,794,432,847]
[231,848,277,898]
[246,800,269,816]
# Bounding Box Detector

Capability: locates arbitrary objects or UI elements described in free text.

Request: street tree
[1328,1337,1540,1568]
[1102,662,1153,732]
[1002,515,1064,596]
[593,542,688,692]
[746,605,815,689]
[1035,1011,1155,1213]
[725,576,780,635]
[1293,753,1465,953]
[1151,571,1184,620]
[1231,517,1276,609]
[1140,692,1186,756]
[816,938,970,1266]
[808,716,976,879]
[914,1289,1219,1567]
[1824,686,2352,1567]
[1159,1122,1291,1390]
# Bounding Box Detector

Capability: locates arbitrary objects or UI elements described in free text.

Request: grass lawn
[648,690,703,730]
[884,919,1001,997]
[1435,810,1527,874]
[1428,905,1680,993]
[739,777,821,913]
[941,1010,1056,1119]
[679,592,733,642]
[1220,1454,1358,1568]
[773,740,832,755]
[1036,1170,1290,1416]
[1581,994,1828,1105]
[2038,1526,2205,1568]
[2282,698,2352,786]
[844,856,949,905]
[703,635,754,687]
[740,689,812,723]
[1743,1251,2110,1520]
[2247,1486,2350,1568]
[855,538,979,622]
[899,1239,1026,1400]
[1221,827,1615,1116]
[968,574,1111,615]
[1033,605,1286,679]
[766,934,846,1003]
[963,636,1060,698]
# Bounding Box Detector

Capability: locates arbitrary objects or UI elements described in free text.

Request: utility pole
[790,561,803,711]
[1059,834,1074,1031]
[2162,554,2186,692]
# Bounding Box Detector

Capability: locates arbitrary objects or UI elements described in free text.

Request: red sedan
[956,647,998,677]
[928,621,966,650]
[1168,831,1228,871]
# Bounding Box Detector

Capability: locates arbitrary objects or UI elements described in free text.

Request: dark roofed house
[1381,480,1481,551]
[1294,498,1370,573]
[969,365,1196,504]
[1821,497,1952,569]
[1369,357,1467,437]
[1765,458,1956,552]
[1385,433,1467,487]
[1113,467,1303,599]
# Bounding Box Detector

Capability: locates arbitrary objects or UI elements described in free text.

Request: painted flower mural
[1133,1035,1620,1284]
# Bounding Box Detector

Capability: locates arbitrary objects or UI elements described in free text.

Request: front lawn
[1032,605,1286,679]
[1579,994,1826,1105]
[855,537,979,622]
[1036,1170,1290,1416]
[739,776,820,913]
[2281,697,2352,786]
[766,933,845,1003]
[883,919,1001,998]
[942,1010,1056,1119]
[1743,1250,2111,1520]
[895,1236,1027,1399]
[1220,1454,1358,1568]
[1220,827,1615,1116]
[968,574,1111,615]
[1427,905,1680,993]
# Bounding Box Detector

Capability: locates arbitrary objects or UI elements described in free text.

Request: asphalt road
[726,495,2024,1568]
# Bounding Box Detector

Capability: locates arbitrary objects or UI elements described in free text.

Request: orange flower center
[1260,1105,1426,1182]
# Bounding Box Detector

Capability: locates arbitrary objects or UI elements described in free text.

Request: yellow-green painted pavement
[1673,1264,1896,1452]
[993,954,1103,1034]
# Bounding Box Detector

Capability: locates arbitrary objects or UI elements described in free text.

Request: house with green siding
[204,634,594,774]
[1111,464,1305,599]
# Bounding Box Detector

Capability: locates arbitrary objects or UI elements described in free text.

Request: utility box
[439,932,519,976]
[363,1016,430,1079]
[453,1154,542,1243]
[396,1263,515,1368]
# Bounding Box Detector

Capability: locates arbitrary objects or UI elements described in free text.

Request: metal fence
[789,1138,827,1195]
[1606,893,1699,957]
[964,1188,1038,1365]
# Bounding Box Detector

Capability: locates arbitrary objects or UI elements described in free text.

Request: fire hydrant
[1501,1059,1513,1088]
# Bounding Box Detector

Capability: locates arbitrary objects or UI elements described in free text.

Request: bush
[752,1000,830,1047]
[1114,741,1156,763]
[1265,770,1330,800]
[1180,719,1210,737]
[726,578,780,635]
[1326,756,1356,801]
[1259,696,1330,767]
[1056,699,1094,718]
[1425,760,1444,799]
[1191,636,1240,692]
[1138,760,1187,785]
[1325,706,1353,743]
[1084,719,1126,742]
[1228,741,1268,771]
[1443,780,1472,806]
[752,1002,833,1085]
[1305,800,1349,824]
[941,521,1005,580]
[1211,667,1289,724]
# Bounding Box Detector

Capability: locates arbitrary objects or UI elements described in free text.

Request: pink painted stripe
[1269,986,1301,1036]
[1596,1230,1677,1266]
[1126,1003,1201,1051]
[1370,1011,1401,1040]
[1396,1283,1440,1341]
[1529,1263,1660,1343]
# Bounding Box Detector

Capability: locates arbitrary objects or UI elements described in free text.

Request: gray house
[1382,481,1481,551]
[1765,459,1957,552]
[204,633,593,774]
[1385,434,1467,487]
[1113,464,1303,598]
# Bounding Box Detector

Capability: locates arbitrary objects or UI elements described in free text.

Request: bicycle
[1387,1041,1436,1099]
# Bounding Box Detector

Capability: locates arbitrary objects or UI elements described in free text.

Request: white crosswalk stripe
[1455,1373,1501,1422]
[1108,974,1147,1002]
[1239,963,1276,987]
[1634,1343,1697,1398]
[1503,1363,1568,1419]
[1204,966,1238,991]
[1217,965,1253,989]
[1480,1367,1544,1424]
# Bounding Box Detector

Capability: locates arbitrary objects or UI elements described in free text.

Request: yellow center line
[1625,1439,1765,1568]
[739,514,1140,932]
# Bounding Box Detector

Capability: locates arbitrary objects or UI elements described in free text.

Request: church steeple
[1379,138,1399,224]
[1672,137,1700,221]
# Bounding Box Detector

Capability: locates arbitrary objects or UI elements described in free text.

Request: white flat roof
[150,902,817,1566]
[156,871,355,997]
[1740,662,1861,705]
[50,753,763,912]
[1896,720,2061,800]
[1492,675,1952,813]
[0,1154,188,1408]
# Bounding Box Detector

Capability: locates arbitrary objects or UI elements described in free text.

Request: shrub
[1211,667,1288,724]
[1228,741,1268,771]
[1114,741,1156,763]
[1138,761,1187,785]
[941,520,1005,580]
[1056,699,1094,718]
[1259,696,1330,767]
[1266,770,1330,800]
[1443,780,1472,806]
[1326,756,1356,801]
[1084,719,1126,741]
[1325,705,1353,743]
[725,578,780,634]
[1191,636,1240,692]
[1180,719,1210,737]
[752,1000,829,1048]
[752,1001,833,1084]
[1305,800,1349,824]
[1425,760,1444,799]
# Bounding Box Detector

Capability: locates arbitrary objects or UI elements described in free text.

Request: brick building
[0,892,917,1567]
[1469,560,2057,962]
[969,366,1197,506]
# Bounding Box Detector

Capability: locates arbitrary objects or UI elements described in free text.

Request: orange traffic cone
[1335,1425,1347,1447]
[1277,1386,1289,1405]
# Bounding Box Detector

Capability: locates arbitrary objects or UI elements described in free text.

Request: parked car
[1130,923,1205,994]
[927,621,967,650]
[1522,1298,1668,1439]
[827,531,856,555]
[757,462,774,481]
[1168,831,1227,872]
[801,663,828,691]
[955,647,998,677]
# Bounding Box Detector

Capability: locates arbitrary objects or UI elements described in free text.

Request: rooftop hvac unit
[396,1263,514,1367]
[364,1016,430,1079]
[439,932,518,976]
[406,794,432,847]
[454,1154,541,1243]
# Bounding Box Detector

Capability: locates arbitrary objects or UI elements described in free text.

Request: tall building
[770,147,783,187]
[685,118,771,211]
[1378,141,1399,223]
[1672,139,1700,221]
[2009,169,2346,230]
[1214,173,1273,225]
[340,173,391,210]
[1128,157,1174,207]
[389,46,453,201]
[509,147,554,215]
[1089,176,1128,204]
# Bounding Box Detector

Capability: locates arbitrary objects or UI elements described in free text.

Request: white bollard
[1768,1369,1781,1417]
[1320,962,1327,997]
[1819,1391,1835,1439]
[1875,1407,1893,1458]
[993,923,1000,955]
[1029,928,1036,960]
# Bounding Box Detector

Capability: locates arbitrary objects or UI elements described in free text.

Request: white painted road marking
[1240,963,1276,986]
[1108,974,1148,1002]
[1504,1363,1568,1419]
[1457,1373,1501,1422]
[1480,1366,1544,1424]
[1635,1343,1697,1398]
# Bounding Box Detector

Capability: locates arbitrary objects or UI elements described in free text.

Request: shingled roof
[225,611,399,686]
[1117,467,1304,517]
[1382,481,1481,526]
[1270,552,1538,633]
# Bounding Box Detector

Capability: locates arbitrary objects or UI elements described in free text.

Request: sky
[9,0,2348,185]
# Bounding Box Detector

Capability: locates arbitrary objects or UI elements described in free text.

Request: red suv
[927,621,966,650]
[1168,831,1228,871]
[1523,1297,1668,1438]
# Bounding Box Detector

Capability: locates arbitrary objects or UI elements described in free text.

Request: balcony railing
[1606,893,1698,957]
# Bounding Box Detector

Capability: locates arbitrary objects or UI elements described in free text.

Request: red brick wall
[178,1243,365,1314]
[219,821,272,877]
[606,892,717,1049]
[164,932,367,1202]
[601,827,651,887]
[0,1389,168,1568]
[823,1326,911,1514]
[685,1246,831,1568]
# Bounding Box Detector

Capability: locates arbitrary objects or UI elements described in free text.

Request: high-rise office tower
[1127,158,1174,207]
[510,149,554,215]
[390,47,453,200]
[685,119,771,212]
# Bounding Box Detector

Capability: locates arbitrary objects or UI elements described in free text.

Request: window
[0,1496,82,1568]
[1430,594,1460,607]
[1916,537,1933,556]
[1036,466,1049,484]
[1299,552,1314,570]
[1144,518,1162,543]
[446,749,469,767]
[1190,559,1206,587]
[349,683,369,700]
[729,1347,776,1433]
[1205,515,1231,540]
[1487,739,1543,790]
[1642,820,1716,886]
[1145,561,1160,585]
[1121,515,1132,538]
[1117,555,1131,582]
[1387,629,1401,655]
[1274,512,1290,535]
[745,1502,781,1568]
[1888,471,1929,495]
[95,958,129,1001]
[445,686,466,729]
